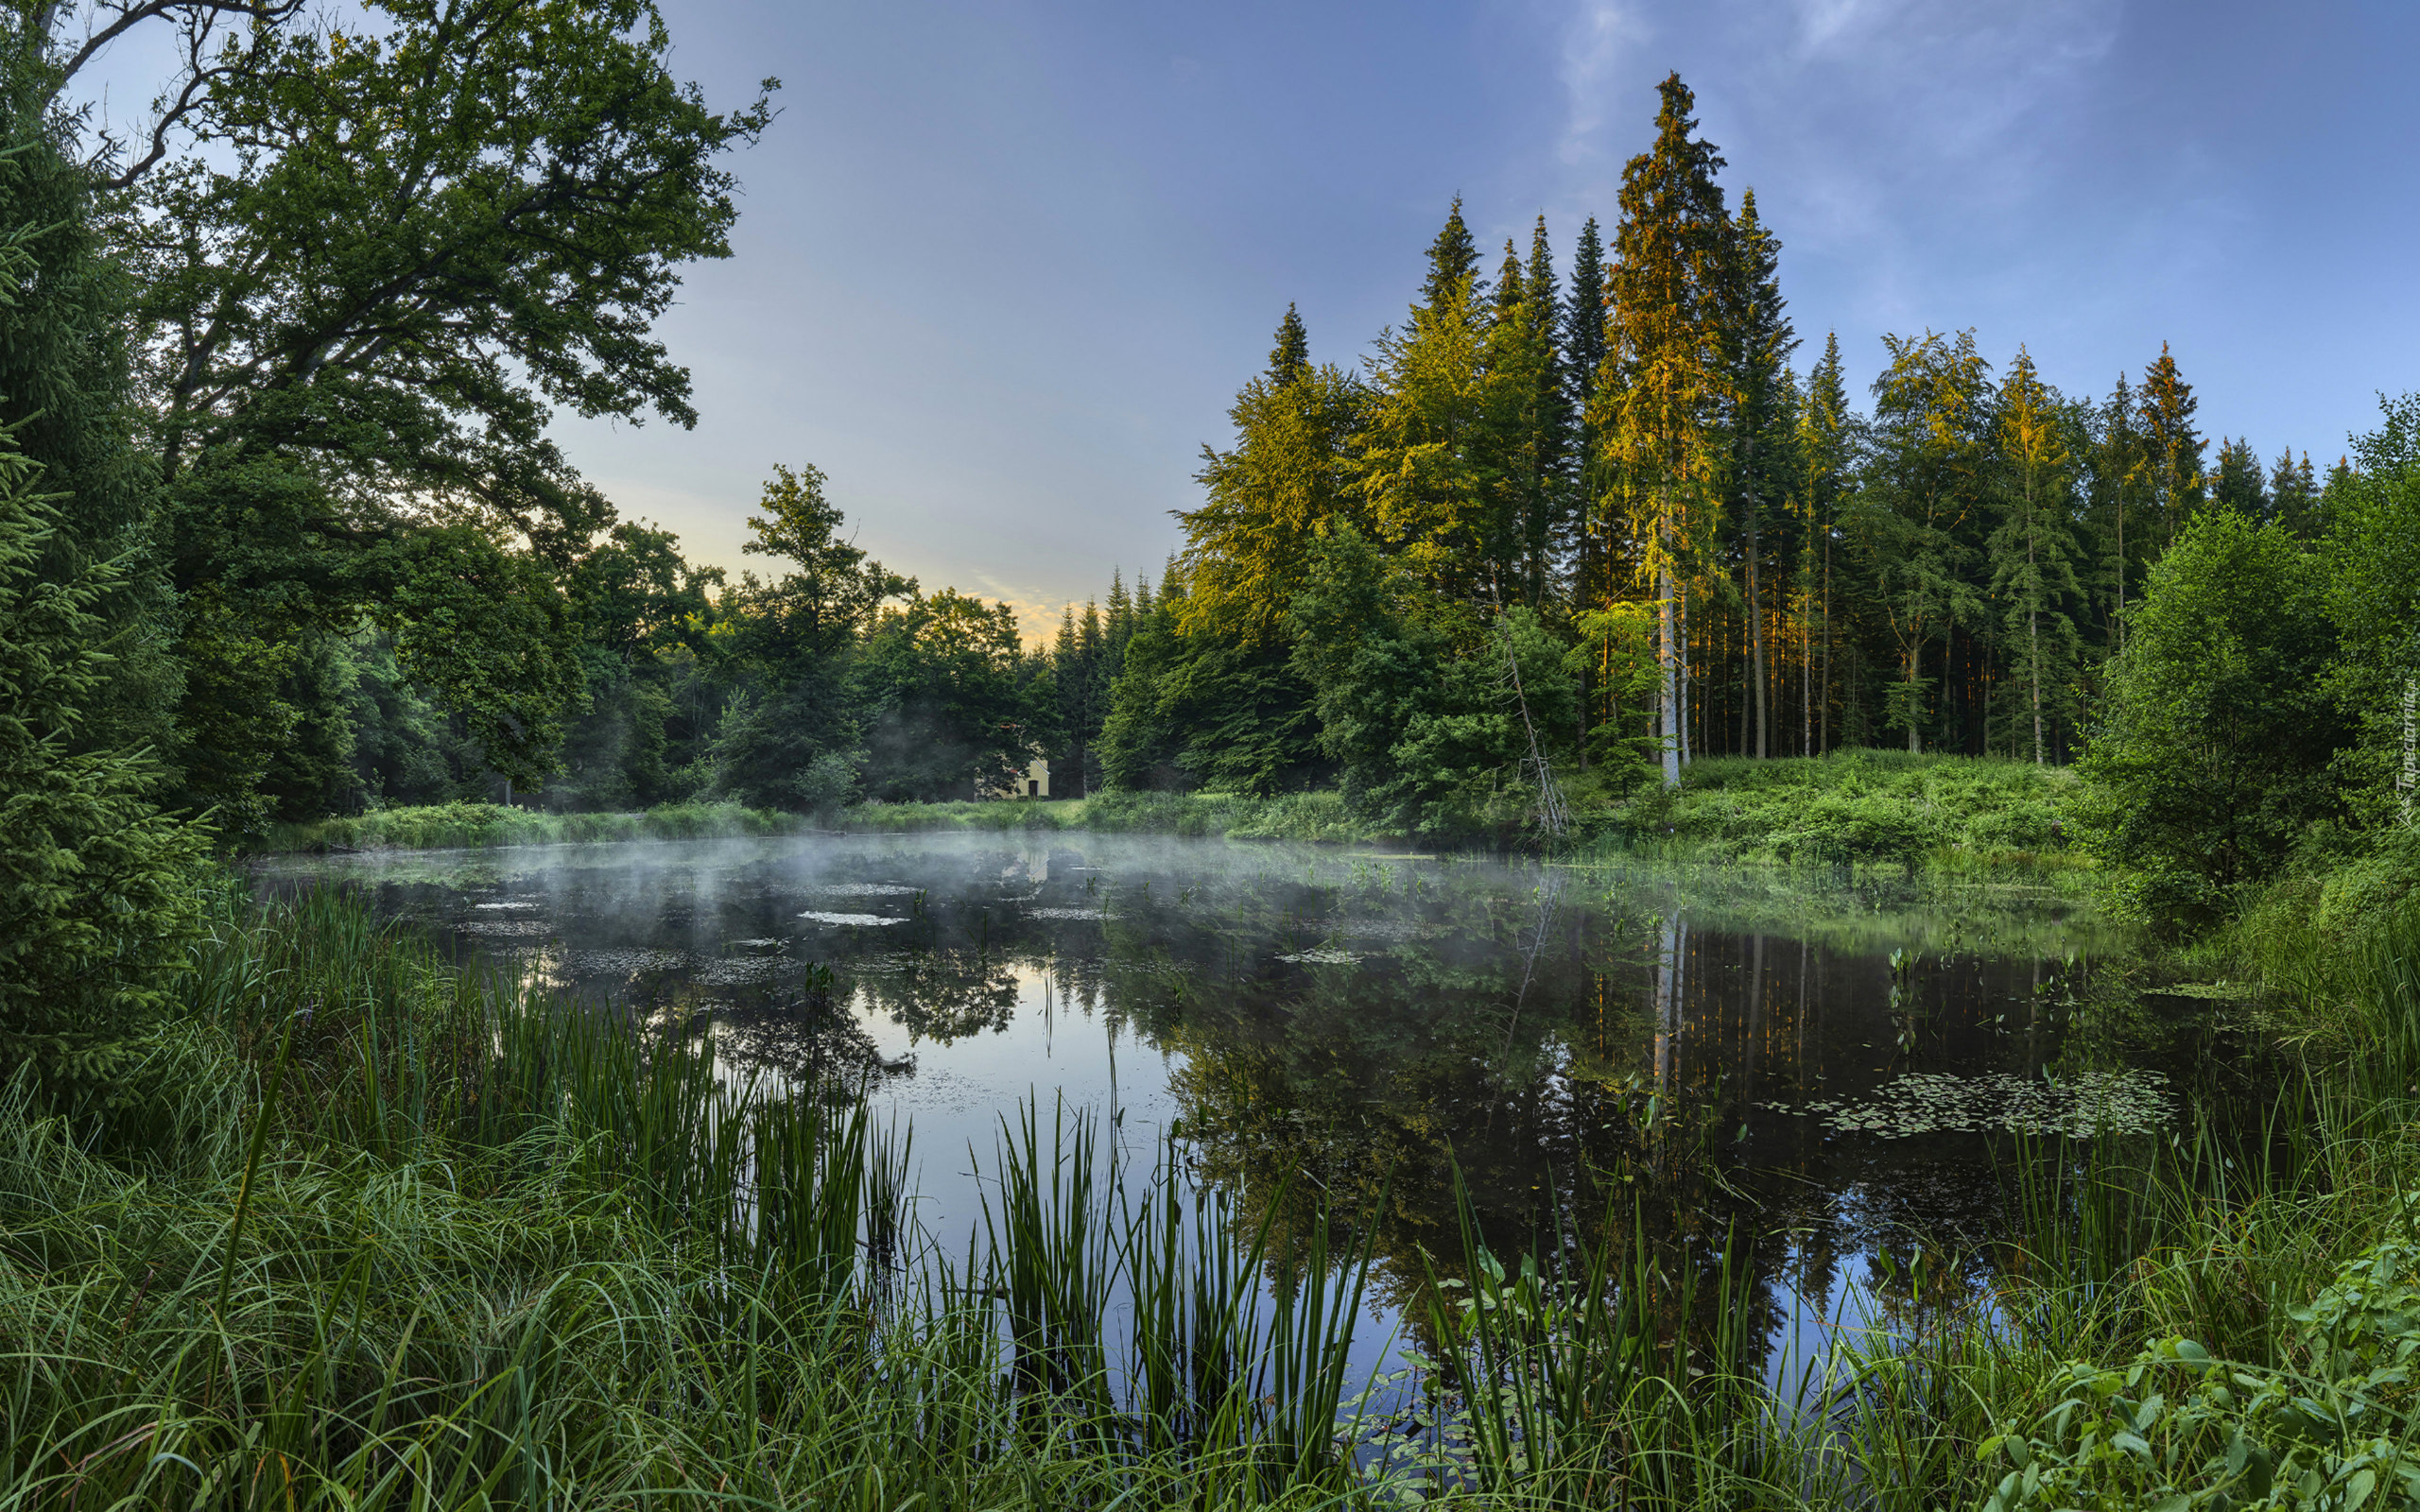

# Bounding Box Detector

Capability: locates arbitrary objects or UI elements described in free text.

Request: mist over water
[254,831,2180,1386]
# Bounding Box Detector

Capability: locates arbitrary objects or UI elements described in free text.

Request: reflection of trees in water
[847,951,1026,1041]
[657,975,893,1092]
[1111,870,2078,1368]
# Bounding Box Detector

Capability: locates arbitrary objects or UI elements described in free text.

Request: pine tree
[2137,343,2207,550]
[1596,72,1730,788]
[1990,347,2083,763]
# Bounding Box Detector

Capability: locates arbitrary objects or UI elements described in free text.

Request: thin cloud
[1557,2,1650,171]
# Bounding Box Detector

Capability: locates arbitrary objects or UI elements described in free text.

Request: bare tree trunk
[1678,583,1692,767]
[1801,582,1811,757]
[2029,519,2045,765]
[1747,516,1766,757]
[1906,637,1922,754]
[1658,559,1681,789]
[1820,528,1832,755]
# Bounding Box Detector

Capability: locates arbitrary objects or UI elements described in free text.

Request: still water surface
[255,831,2182,1384]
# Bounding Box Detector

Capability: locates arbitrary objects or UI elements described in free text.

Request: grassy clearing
[12,887,2420,1506]
[258,799,808,853]
[258,757,2084,874]
[1580,748,2085,870]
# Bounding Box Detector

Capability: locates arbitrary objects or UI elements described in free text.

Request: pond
[253,831,2213,1393]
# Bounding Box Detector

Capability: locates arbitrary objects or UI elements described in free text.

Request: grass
[1583,748,2088,871]
[14,879,2420,1507]
[257,756,2085,876]
[257,799,809,853]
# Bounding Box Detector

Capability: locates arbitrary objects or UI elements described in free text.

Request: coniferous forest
[13,7,2420,1508]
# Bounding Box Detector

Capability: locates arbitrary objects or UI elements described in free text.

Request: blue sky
[79,2,2420,638]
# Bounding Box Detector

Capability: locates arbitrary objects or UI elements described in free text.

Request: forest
[12,4,2420,1508]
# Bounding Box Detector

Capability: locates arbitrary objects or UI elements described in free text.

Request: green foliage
[1595,749,2076,867]
[2076,509,2348,933]
[1101,571,1323,797]
[1288,524,1530,831]
[1983,1242,2420,1511]
[0,441,209,1097]
[2321,393,2420,825]
[259,799,802,852]
[856,588,1050,801]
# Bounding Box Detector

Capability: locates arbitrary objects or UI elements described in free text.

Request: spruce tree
[0,391,210,1098]
[1798,333,1854,754]
[1421,197,1484,309]
[1714,186,1798,758]
[0,58,179,761]
[2210,438,2267,518]
[2272,449,2321,540]
[1356,203,1497,606]
[2094,373,2148,648]
[1182,306,1363,640]
[1521,215,1575,605]
[1864,329,1991,752]
[1990,347,2084,763]
[1597,72,1729,787]
[2137,344,2207,549]
[1564,216,1609,607]
[1269,302,1310,384]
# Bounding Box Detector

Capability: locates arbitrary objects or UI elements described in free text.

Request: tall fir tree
[1357,203,1498,606]
[2271,448,2322,540]
[1564,215,1610,608]
[1269,302,1310,383]
[1990,347,2084,763]
[1521,217,1576,600]
[1421,197,1484,308]
[1714,186,1798,757]
[2210,437,2268,517]
[1596,72,1730,787]
[2137,343,2207,550]
[1180,306,1363,641]
[1863,329,1991,752]
[2093,372,2148,648]
[1798,333,1855,755]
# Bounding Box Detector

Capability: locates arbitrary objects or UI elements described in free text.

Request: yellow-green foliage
[1595,749,2082,868]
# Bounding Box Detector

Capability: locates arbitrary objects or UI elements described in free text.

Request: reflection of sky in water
[252,831,2171,1405]
[853,957,1186,1246]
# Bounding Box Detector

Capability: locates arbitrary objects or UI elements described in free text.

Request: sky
[71,1,2420,641]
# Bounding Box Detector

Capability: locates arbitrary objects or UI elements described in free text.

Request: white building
[985,755,1049,799]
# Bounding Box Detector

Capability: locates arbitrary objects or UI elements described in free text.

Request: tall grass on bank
[259,799,808,853]
[18,888,2420,1507]
[1589,749,2085,870]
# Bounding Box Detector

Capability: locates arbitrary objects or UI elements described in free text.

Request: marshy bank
[256,751,2086,873]
[20,823,2419,1507]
